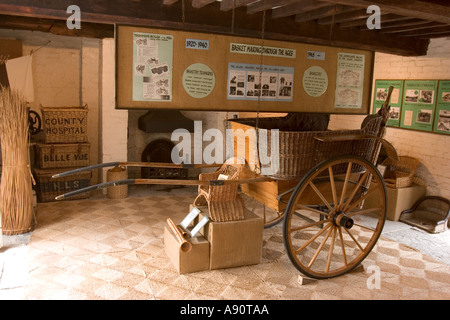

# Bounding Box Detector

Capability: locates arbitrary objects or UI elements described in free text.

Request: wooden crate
[35,143,90,169]
[34,167,91,202]
[41,105,88,143]
[240,178,299,213]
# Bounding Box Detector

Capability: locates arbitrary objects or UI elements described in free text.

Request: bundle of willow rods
[0,86,34,235]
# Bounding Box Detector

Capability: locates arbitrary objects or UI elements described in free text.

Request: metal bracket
[210,180,224,186]
[180,206,209,238]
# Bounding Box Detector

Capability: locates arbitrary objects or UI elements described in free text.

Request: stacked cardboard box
[165,205,264,274]
[34,106,91,202]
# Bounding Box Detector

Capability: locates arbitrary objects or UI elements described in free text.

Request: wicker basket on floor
[382,156,420,188]
[107,166,128,199]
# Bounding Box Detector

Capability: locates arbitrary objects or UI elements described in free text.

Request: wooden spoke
[296,204,333,217]
[308,181,335,213]
[353,223,377,232]
[343,227,365,252]
[328,167,338,210]
[290,218,332,233]
[338,161,353,210]
[326,227,337,272]
[344,186,379,214]
[346,207,381,218]
[340,170,369,212]
[294,223,332,255]
[337,226,348,266]
[307,226,334,269]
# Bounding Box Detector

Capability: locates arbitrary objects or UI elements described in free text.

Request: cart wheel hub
[334,212,354,229]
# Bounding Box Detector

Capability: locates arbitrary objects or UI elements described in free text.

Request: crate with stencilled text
[41,105,88,143]
[34,167,92,202]
[35,143,90,169]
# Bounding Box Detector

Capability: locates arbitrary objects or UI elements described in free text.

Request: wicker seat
[193,160,247,222]
[400,196,450,234]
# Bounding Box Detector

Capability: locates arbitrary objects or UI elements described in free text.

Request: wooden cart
[228,106,397,279]
[53,90,397,279]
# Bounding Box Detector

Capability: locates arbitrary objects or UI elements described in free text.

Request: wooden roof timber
[1,0,448,56]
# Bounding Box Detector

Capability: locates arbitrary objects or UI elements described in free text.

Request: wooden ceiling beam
[381,22,446,34]
[0,14,114,38]
[271,0,331,19]
[294,5,355,23]
[394,25,450,37]
[418,31,450,39]
[317,0,450,24]
[0,0,430,56]
[360,18,426,30]
[317,9,368,25]
[246,0,299,14]
[220,0,256,11]
[192,0,217,9]
[339,14,411,28]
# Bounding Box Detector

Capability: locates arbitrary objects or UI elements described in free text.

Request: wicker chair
[193,160,247,222]
[400,196,450,234]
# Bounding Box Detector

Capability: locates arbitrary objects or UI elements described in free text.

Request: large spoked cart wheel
[283,155,387,279]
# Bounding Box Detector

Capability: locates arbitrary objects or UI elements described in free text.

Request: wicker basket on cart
[382,156,420,188]
[230,115,383,180]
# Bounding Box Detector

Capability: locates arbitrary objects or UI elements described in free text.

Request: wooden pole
[167,218,192,252]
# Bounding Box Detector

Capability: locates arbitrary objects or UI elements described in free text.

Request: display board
[373,79,450,135]
[116,25,374,114]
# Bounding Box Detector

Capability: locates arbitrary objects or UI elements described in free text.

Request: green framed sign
[400,80,438,132]
[373,80,404,127]
[434,80,450,134]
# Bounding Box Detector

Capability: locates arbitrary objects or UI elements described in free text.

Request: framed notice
[334,53,365,109]
[400,80,438,132]
[132,32,173,102]
[373,80,404,127]
[434,80,450,134]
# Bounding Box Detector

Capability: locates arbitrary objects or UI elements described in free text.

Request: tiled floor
[1,185,450,300]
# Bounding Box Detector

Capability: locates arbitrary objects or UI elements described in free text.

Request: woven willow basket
[230,116,382,180]
[107,166,128,199]
[41,105,88,143]
[382,156,420,188]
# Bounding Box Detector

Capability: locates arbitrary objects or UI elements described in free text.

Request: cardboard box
[365,183,426,221]
[192,205,263,270]
[164,226,210,274]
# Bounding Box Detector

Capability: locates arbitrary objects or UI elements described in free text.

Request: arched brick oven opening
[140,139,187,179]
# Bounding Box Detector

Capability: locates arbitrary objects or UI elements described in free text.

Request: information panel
[372,80,404,127]
[116,25,374,114]
[374,79,450,135]
[434,80,450,134]
[400,80,438,132]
